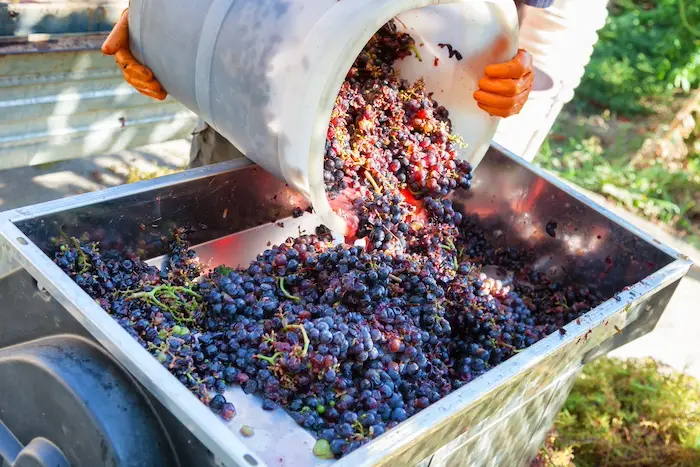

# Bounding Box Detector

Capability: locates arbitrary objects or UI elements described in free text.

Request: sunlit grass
[533,358,700,467]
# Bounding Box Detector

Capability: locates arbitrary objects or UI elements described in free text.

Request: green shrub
[573,0,700,116]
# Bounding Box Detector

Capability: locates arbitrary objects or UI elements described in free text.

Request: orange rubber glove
[473,49,534,118]
[102,9,167,101]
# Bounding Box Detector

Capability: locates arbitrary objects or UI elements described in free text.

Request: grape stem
[352,420,365,438]
[409,43,422,62]
[382,224,401,243]
[283,324,310,358]
[71,237,91,274]
[278,277,301,302]
[497,341,516,351]
[128,285,201,305]
[254,352,283,365]
[364,171,382,193]
[388,274,403,283]
[126,285,201,323]
[263,331,277,344]
[440,239,457,252]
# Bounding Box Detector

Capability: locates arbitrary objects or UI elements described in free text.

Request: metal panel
[420,364,581,467]
[0,2,198,170]
[0,145,691,467]
[0,1,126,37]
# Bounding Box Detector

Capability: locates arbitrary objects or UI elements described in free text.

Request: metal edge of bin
[3,142,688,265]
[3,159,253,223]
[0,159,263,467]
[339,261,689,467]
[488,143,687,263]
[0,146,692,467]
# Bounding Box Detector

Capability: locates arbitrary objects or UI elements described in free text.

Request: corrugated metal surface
[0,1,125,37]
[0,2,198,170]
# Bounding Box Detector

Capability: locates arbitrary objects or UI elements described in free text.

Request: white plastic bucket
[129,0,518,233]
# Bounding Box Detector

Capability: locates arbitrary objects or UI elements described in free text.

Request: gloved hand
[102,9,167,101]
[473,49,534,118]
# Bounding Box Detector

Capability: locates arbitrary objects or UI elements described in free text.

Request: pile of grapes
[323,22,472,244]
[52,22,604,460]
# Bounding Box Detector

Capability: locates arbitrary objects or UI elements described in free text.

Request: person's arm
[514,0,554,23]
[473,0,553,118]
[102,9,166,100]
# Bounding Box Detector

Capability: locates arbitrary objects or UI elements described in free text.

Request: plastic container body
[129,0,518,233]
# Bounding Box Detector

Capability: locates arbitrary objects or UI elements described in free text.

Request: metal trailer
[0,1,197,171]
[0,144,691,467]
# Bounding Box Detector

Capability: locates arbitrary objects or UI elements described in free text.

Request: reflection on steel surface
[0,145,691,467]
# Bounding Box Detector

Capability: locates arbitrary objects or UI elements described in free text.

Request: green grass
[573,0,700,117]
[533,358,700,467]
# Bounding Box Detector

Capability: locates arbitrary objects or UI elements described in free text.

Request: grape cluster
[54,216,604,459]
[51,22,607,461]
[324,21,473,248]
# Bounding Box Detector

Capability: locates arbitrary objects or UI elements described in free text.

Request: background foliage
[533,358,700,467]
[571,0,700,116]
